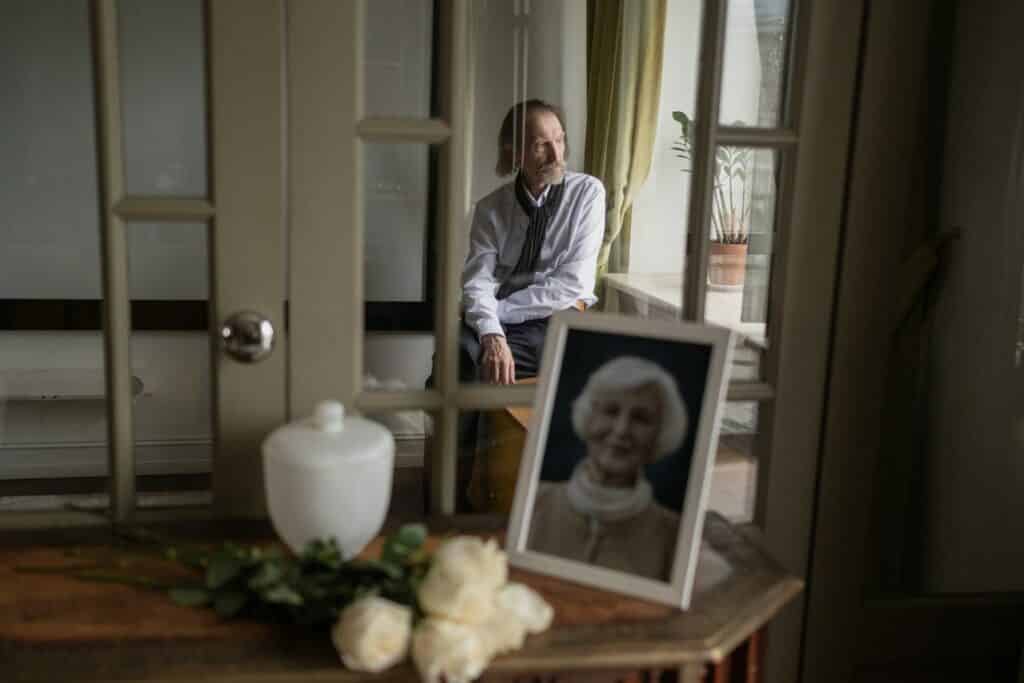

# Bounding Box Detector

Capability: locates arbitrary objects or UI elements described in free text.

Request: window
[602,0,795,521]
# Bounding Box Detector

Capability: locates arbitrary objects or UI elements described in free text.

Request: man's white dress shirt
[462,171,606,338]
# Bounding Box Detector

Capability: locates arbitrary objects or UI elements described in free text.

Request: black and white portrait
[528,354,692,581]
[508,312,733,608]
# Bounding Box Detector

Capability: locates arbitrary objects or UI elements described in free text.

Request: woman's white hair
[570,356,689,459]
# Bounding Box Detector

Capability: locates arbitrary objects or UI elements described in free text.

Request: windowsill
[603,272,767,349]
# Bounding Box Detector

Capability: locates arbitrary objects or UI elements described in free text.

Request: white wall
[922,0,1024,592]
[629,0,703,275]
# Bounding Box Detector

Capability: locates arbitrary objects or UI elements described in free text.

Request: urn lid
[262,400,394,468]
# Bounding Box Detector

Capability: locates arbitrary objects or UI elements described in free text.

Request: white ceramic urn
[263,400,394,559]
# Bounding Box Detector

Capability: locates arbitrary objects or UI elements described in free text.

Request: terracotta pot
[708,241,748,286]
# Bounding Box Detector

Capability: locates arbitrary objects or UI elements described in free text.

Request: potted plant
[672,111,752,287]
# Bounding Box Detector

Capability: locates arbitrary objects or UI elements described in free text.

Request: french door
[1,0,287,524]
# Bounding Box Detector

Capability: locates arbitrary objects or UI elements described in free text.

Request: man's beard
[537,161,566,186]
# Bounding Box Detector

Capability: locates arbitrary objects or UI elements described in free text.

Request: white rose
[495,583,554,634]
[479,605,527,656]
[418,564,496,624]
[331,596,412,673]
[479,583,554,657]
[418,537,507,623]
[432,537,508,589]
[412,617,492,683]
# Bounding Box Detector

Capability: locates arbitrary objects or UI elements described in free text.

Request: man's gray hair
[495,99,570,176]
[570,356,689,459]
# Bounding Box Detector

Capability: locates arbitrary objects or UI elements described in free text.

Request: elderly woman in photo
[527,356,688,582]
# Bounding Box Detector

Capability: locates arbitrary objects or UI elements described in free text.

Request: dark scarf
[496,174,566,300]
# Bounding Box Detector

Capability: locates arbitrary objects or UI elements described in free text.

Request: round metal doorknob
[220,311,275,363]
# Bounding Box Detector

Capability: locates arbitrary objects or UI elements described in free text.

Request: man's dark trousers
[426,317,549,511]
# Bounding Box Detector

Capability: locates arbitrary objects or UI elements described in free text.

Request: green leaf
[355,558,404,580]
[247,561,286,590]
[399,523,428,547]
[169,587,212,606]
[206,553,245,589]
[380,524,427,566]
[263,584,304,606]
[673,111,695,142]
[300,538,344,570]
[213,590,249,618]
[296,579,328,602]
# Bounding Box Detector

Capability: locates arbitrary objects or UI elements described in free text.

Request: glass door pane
[363,143,434,312]
[364,0,435,119]
[0,0,110,506]
[705,146,779,380]
[128,222,212,506]
[119,0,208,197]
[719,0,793,127]
[119,0,214,509]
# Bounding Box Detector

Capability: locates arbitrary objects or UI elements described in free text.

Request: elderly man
[426,100,604,511]
[460,99,606,384]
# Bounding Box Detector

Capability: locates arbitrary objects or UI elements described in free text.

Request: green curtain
[584,0,667,303]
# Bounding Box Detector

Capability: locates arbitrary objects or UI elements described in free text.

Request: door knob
[220,311,275,363]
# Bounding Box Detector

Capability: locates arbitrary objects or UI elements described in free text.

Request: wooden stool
[422,378,534,514]
[467,402,532,513]
[467,378,535,514]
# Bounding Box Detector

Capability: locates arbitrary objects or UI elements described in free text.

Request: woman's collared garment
[527,468,681,582]
[461,171,605,338]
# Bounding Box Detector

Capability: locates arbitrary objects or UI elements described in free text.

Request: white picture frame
[506,311,735,609]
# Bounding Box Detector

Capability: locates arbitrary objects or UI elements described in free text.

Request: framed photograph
[506,311,735,609]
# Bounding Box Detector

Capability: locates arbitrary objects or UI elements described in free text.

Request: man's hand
[480,334,515,385]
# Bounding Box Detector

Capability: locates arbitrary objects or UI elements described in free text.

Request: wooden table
[0,514,801,682]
